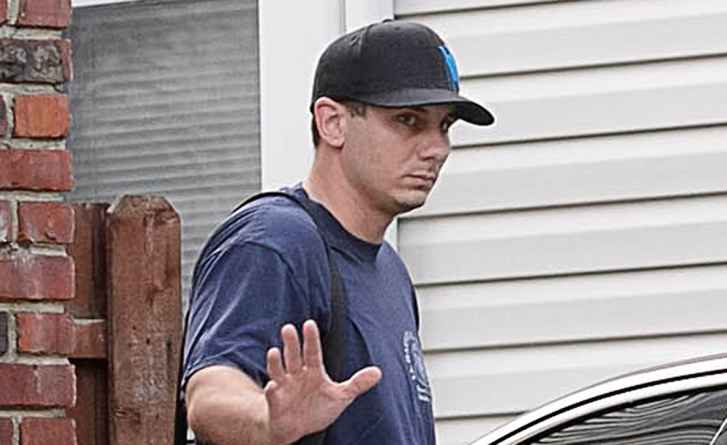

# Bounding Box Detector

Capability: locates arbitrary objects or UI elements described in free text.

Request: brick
[21,418,76,445]
[16,312,73,355]
[18,202,74,244]
[0,418,12,445]
[14,95,69,138]
[0,39,71,83]
[0,149,74,191]
[16,314,108,358]
[17,0,71,29]
[15,313,105,358]
[0,312,7,355]
[0,364,75,407]
[0,201,10,243]
[0,252,74,301]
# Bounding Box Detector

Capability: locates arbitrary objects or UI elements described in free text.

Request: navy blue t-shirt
[182,185,436,445]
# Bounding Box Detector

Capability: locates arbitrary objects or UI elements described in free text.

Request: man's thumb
[343,366,382,398]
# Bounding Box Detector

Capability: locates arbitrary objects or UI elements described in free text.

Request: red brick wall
[0,0,77,443]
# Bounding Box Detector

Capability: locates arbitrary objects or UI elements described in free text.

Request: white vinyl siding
[394,1,727,444]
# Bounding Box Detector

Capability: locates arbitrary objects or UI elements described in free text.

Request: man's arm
[186,320,381,445]
[187,365,271,445]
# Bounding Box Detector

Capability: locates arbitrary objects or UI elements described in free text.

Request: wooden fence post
[106,196,182,445]
[67,202,111,445]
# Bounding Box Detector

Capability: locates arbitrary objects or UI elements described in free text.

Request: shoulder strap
[411,284,421,331]
[173,191,347,445]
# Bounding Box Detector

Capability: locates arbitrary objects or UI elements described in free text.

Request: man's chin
[393,190,430,215]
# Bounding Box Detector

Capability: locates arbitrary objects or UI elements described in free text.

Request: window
[68,0,261,305]
[527,387,727,445]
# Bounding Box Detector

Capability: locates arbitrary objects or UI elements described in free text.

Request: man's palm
[264,320,381,445]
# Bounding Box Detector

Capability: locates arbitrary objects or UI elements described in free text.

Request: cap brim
[353,88,494,126]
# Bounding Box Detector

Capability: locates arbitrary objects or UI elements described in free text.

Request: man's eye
[440,118,456,132]
[397,114,418,127]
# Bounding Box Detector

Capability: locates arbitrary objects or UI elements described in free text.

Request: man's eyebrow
[399,106,455,118]
[398,106,428,114]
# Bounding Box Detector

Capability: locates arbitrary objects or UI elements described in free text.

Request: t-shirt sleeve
[181,241,326,389]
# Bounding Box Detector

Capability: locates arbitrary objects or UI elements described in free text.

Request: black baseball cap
[311,20,494,126]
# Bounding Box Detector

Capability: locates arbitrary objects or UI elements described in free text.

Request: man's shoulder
[214,193,326,257]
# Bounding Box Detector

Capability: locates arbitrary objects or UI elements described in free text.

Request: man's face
[340,103,455,216]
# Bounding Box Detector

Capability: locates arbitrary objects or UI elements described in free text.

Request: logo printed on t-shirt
[403,330,432,403]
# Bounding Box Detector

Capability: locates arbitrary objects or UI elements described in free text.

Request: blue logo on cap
[438,46,460,91]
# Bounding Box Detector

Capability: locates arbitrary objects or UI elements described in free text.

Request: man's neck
[302,174,392,245]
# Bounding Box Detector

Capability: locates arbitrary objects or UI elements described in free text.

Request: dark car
[468,353,727,445]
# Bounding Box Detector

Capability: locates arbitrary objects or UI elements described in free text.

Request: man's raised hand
[264,319,382,445]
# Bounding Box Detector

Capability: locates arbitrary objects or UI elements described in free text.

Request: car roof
[471,353,727,445]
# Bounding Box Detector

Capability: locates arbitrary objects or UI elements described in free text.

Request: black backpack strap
[174,306,193,444]
[173,191,347,445]
[410,284,421,331]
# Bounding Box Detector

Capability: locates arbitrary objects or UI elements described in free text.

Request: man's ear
[313,97,346,148]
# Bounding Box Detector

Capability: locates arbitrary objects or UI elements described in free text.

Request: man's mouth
[406,174,437,187]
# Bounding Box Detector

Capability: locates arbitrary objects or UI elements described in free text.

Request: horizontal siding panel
[437,416,515,445]
[419,265,727,351]
[416,126,727,216]
[395,0,566,16]
[451,56,727,146]
[406,0,727,76]
[400,195,727,285]
[426,332,727,418]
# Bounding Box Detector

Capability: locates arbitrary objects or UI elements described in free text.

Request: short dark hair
[311,100,367,148]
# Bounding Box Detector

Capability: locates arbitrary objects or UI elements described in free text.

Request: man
[181,20,494,445]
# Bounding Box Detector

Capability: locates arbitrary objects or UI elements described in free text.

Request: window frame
[470,355,727,445]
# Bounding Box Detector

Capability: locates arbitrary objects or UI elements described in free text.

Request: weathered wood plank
[68,203,109,319]
[67,202,111,445]
[0,312,6,356]
[70,360,109,445]
[106,195,182,445]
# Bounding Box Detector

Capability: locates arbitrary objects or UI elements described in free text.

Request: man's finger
[341,366,382,399]
[281,324,303,373]
[264,379,278,395]
[302,319,324,368]
[267,347,285,381]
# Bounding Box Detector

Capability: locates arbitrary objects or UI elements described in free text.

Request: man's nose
[420,129,450,162]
